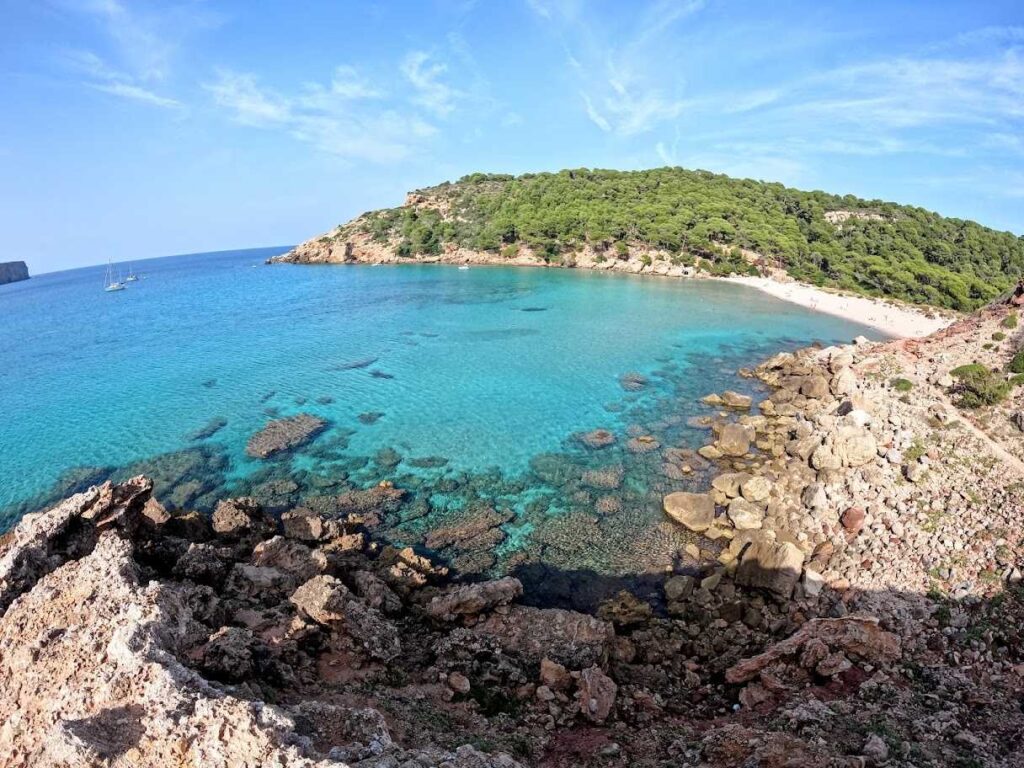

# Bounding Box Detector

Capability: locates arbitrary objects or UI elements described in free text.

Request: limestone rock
[735,540,805,598]
[472,606,613,669]
[739,475,771,503]
[721,391,753,409]
[577,666,617,723]
[727,498,764,530]
[663,492,716,532]
[726,616,901,683]
[211,497,275,539]
[716,423,754,457]
[426,577,523,622]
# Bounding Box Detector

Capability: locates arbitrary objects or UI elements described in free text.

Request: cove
[0,247,879,582]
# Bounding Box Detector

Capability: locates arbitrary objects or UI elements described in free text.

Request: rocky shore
[2,302,1023,766]
[0,260,29,286]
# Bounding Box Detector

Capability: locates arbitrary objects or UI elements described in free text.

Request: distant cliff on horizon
[0,261,29,286]
[273,167,1024,311]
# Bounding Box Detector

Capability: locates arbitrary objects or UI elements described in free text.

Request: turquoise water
[0,248,878,583]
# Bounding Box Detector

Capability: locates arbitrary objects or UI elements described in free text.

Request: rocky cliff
[2,302,1024,766]
[0,260,29,286]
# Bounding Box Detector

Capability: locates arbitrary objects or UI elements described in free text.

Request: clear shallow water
[0,248,879,585]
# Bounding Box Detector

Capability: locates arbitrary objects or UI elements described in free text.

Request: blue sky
[1,0,1022,273]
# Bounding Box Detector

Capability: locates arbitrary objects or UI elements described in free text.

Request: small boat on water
[458,265,470,270]
[124,263,138,282]
[104,261,125,292]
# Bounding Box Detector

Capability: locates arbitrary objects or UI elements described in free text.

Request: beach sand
[727,275,954,339]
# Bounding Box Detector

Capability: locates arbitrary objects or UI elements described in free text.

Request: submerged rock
[578,429,616,449]
[245,414,328,459]
[186,417,228,441]
[619,372,648,391]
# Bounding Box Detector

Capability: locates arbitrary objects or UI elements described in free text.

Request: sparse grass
[1002,313,1018,329]
[905,439,927,462]
[891,377,914,392]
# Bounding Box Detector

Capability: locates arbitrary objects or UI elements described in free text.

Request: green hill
[353,167,1023,311]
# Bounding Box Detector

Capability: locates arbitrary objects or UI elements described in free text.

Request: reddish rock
[840,507,866,538]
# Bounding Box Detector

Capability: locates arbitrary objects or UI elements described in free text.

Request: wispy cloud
[401,51,460,117]
[63,48,183,110]
[526,0,700,136]
[204,66,436,163]
[52,0,219,110]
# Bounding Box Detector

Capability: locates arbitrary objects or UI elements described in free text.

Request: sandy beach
[727,275,955,338]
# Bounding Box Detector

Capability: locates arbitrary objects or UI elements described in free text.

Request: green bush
[891,377,914,392]
[1003,313,1019,329]
[1009,349,1024,374]
[500,244,518,259]
[951,364,1010,408]
[993,332,1007,341]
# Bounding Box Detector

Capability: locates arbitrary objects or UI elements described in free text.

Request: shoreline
[274,236,957,340]
[724,274,955,339]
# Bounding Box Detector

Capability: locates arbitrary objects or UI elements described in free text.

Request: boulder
[726,616,901,683]
[830,367,857,396]
[735,540,805,598]
[251,536,326,582]
[840,507,865,538]
[663,492,716,532]
[472,606,613,669]
[800,375,830,399]
[716,423,754,457]
[426,577,523,622]
[832,427,878,467]
[721,391,753,409]
[280,507,343,542]
[712,472,751,498]
[211,497,275,539]
[289,574,350,625]
[577,666,617,723]
[727,498,764,530]
[289,575,400,660]
[739,475,771,503]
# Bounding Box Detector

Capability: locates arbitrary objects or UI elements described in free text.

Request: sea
[0,247,879,596]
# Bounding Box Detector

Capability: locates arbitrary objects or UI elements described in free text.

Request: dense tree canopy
[356,168,1024,310]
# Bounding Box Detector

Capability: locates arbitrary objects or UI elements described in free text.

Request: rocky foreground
[2,304,1024,766]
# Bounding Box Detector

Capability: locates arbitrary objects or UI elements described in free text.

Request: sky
[1,0,1022,274]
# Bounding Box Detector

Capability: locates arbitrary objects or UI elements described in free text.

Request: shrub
[1003,313,1019,329]
[1010,349,1024,374]
[614,241,629,258]
[500,244,518,259]
[891,377,914,392]
[992,332,1007,341]
[951,364,1010,408]
[640,254,652,266]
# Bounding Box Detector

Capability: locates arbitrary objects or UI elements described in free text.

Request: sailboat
[124,263,138,282]
[104,261,125,292]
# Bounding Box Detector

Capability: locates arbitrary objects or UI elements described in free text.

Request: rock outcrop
[0,260,29,286]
